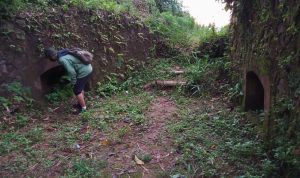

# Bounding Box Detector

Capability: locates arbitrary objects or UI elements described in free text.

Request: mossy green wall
[230,0,300,139]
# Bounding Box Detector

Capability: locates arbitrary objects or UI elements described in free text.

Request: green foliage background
[0,0,227,50]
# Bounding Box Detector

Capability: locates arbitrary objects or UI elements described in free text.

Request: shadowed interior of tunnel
[40,65,69,93]
[245,71,264,111]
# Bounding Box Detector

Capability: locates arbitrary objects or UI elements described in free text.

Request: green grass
[168,98,265,177]
[45,85,73,105]
[1,0,137,18]
[87,91,154,126]
[54,122,82,147]
[25,126,44,143]
[0,132,31,155]
[0,127,44,156]
[64,158,107,178]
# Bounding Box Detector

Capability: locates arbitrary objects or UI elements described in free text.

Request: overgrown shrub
[0,81,33,111]
[146,12,226,50]
[0,0,24,19]
[263,96,300,177]
[96,78,121,97]
[70,0,135,13]
[0,0,135,18]
[45,84,73,105]
[0,0,64,18]
[0,81,35,130]
[183,54,232,96]
[154,0,183,15]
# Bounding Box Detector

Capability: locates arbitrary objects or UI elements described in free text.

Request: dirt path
[100,96,179,177]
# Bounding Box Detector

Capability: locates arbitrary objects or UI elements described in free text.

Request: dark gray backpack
[68,48,93,65]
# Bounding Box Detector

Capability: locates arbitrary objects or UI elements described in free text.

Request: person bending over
[44,47,92,113]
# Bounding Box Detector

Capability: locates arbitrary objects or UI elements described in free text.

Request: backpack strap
[57,48,70,58]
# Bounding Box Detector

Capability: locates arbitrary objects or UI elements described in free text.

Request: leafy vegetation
[0,0,136,18]
[0,128,43,155]
[64,158,106,177]
[0,81,36,130]
[266,95,300,177]
[146,12,224,49]
[0,0,24,19]
[153,0,183,15]
[69,0,136,13]
[45,84,73,105]
[4,81,33,107]
[184,56,231,95]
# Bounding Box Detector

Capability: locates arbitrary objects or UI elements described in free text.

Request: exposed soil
[100,96,179,177]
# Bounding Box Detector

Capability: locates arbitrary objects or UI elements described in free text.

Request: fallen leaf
[100,139,111,146]
[134,155,144,165]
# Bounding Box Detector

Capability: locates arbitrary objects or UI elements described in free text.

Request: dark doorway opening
[40,66,68,93]
[245,71,264,111]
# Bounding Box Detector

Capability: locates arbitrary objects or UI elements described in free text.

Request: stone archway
[245,71,264,111]
[40,65,68,93]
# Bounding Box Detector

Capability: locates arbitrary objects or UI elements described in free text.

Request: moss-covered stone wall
[228,0,300,175]
[230,0,299,130]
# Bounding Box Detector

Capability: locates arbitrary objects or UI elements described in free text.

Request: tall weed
[70,0,136,13]
[146,12,228,50]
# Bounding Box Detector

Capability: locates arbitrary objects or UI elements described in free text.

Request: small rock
[108,152,116,156]
[123,116,131,123]
[74,143,80,149]
[171,174,187,178]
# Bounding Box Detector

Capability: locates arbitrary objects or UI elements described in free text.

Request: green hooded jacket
[58,54,93,85]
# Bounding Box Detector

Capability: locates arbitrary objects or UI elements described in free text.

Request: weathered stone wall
[230,0,300,136]
[0,7,158,99]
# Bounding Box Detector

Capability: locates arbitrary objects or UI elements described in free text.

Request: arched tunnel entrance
[40,65,69,93]
[245,71,264,111]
